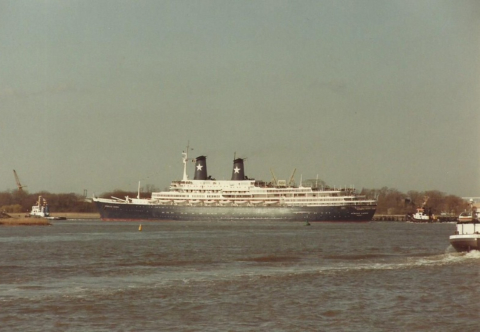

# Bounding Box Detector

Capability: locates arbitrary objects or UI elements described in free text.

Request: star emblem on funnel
[234,166,241,173]
[196,164,203,171]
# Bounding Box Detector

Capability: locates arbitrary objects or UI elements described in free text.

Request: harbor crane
[13,170,27,191]
[270,168,278,186]
[288,168,297,187]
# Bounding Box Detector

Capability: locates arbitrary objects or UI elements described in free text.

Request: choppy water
[0,220,478,331]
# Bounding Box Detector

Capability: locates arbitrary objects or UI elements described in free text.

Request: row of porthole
[114,206,339,215]
[158,212,344,217]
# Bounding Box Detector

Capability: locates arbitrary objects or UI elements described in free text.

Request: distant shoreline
[53,212,101,219]
[0,212,101,226]
[0,218,51,226]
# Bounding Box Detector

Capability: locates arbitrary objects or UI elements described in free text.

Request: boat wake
[4,250,479,303]
[315,251,477,277]
[463,249,480,259]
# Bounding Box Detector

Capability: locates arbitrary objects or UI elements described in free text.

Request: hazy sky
[1,0,479,197]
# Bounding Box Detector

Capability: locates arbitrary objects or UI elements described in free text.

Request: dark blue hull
[94,201,376,222]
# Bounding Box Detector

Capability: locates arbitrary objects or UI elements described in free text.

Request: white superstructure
[92,148,377,222]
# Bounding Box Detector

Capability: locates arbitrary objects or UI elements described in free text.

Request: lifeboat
[156,199,171,204]
[265,201,279,205]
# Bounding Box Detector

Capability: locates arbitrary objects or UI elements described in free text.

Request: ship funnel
[231,158,246,180]
[193,156,208,180]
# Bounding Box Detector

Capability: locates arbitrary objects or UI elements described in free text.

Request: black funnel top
[194,156,208,180]
[231,158,246,180]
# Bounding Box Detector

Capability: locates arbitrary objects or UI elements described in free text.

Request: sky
[1,0,479,197]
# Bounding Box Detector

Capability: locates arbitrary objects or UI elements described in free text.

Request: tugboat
[407,196,436,222]
[29,196,50,218]
[28,196,66,220]
[92,146,377,222]
[449,200,480,252]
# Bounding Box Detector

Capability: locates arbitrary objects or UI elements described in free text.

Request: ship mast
[182,142,191,181]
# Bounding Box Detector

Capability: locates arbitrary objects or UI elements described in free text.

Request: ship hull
[449,235,480,252]
[94,201,376,222]
[449,222,480,252]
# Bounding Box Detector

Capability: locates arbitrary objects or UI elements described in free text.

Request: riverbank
[372,214,458,222]
[53,212,100,220]
[1,212,458,223]
[0,211,100,226]
[0,217,51,226]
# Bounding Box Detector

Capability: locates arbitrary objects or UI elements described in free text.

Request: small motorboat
[449,221,480,252]
[450,201,480,252]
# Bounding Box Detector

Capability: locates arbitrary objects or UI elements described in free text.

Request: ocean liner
[93,149,377,222]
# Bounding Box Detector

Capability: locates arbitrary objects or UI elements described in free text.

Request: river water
[0,220,478,331]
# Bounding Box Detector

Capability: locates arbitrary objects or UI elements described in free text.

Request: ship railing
[283,200,376,207]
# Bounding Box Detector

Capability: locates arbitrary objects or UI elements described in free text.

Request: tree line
[0,186,471,216]
[359,187,468,215]
[0,191,95,214]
